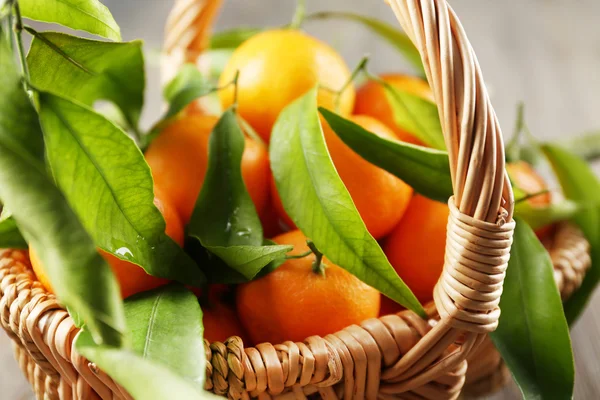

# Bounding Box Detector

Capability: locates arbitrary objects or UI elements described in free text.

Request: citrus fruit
[383,194,449,308]
[354,74,434,145]
[236,230,380,344]
[29,188,182,299]
[218,29,355,142]
[507,160,553,238]
[271,115,413,239]
[145,114,270,224]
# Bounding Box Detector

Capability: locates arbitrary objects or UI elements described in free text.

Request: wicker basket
[0,0,592,399]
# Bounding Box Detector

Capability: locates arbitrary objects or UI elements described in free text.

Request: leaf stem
[289,0,306,29]
[285,250,312,260]
[12,1,30,86]
[514,189,551,205]
[334,56,369,112]
[307,240,326,275]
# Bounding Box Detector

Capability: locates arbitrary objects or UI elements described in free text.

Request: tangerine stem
[334,56,369,112]
[285,250,312,260]
[306,240,326,276]
[290,0,306,30]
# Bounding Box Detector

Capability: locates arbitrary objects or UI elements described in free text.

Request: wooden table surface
[2,0,599,398]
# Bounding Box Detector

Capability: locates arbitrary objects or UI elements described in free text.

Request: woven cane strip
[463,222,593,396]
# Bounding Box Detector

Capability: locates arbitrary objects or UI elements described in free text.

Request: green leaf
[162,64,213,120]
[75,331,215,400]
[514,199,581,230]
[189,109,290,281]
[37,93,205,287]
[0,33,124,346]
[490,218,574,400]
[209,27,261,49]
[125,285,205,387]
[542,144,600,324]
[270,87,425,317]
[27,31,144,128]
[19,0,121,41]
[383,82,445,149]
[199,49,236,82]
[557,131,600,163]
[319,108,452,203]
[0,212,27,249]
[305,12,424,75]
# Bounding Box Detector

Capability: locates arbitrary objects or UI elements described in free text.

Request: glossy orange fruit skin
[236,230,380,345]
[507,161,553,238]
[354,74,434,145]
[271,115,413,239]
[218,29,355,143]
[29,189,182,299]
[145,114,270,224]
[383,194,449,308]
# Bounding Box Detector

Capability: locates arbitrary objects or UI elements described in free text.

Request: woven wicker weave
[0,0,590,399]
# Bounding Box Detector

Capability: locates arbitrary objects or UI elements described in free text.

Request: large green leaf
[305,12,424,75]
[189,109,291,282]
[270,88,425,317]
[0,34,124,346]
[209,27,261,49]
[37,93,205,287]
[19,0,121,41]
[542,144,600,325]
[162,64,213,120]
[125,285,205,387]
[76,331,218,400]
[0,212,27,249]
[491,218,574,400]
[383,82,445,149]
[27,32,144,128]
[319,108,452,203]
[514,199,581,231]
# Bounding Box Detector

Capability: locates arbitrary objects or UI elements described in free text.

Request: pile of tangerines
[30,29,551,346]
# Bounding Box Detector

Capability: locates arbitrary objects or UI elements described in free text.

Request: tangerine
[354,74,434,145]
[29,188,182,299]
[218,29,355,142]
[202,286,248,343]
[383,194,449,308]
[271,115,413,239]
[145,114,270,224]
[236,230,380,344]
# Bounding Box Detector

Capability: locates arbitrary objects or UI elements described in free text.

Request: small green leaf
[163,64,213,120]
[514,199,581,231]
[125,285,205,388]
[209,27,261,49]
[0,33,124,346]
[189,109,290,281]
[542,144,600,324]
[19,0,121,41]
[38,93,205,287]
[0,213,27,249]
[383,82,445,149]
[27,32,144,128]
[491,218,574,400]
[270,87,425,317]
[319,108,452,203]
[306,12,424,75]
[76,331,214,400]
